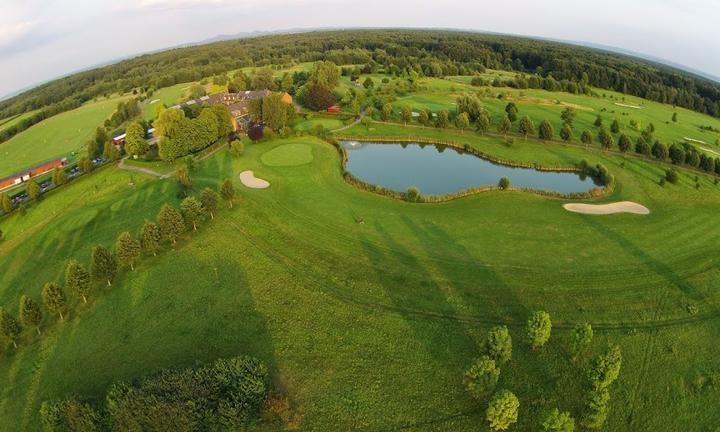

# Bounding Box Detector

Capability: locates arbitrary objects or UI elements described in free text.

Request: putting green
[260,143,314,167]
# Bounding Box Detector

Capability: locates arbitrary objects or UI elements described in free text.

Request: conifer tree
[19,295,43,335]
[26,180,42,200]
[41,282,67,321]
[65,260,91,303]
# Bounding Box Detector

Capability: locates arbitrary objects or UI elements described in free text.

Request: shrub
[486,390,520,431]
[40,397,102,432]
[526,311,552,350]
[498,177,510,190]
[665,169,679,184]
[464,356,500,400]
[483,326,513,365]
[405,186,420,202]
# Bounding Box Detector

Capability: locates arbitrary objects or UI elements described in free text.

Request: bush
[498,177,510,190]
[405,186,420,202]
[40,397,102,432]
[665,169,679,184]
[464,356,500,400]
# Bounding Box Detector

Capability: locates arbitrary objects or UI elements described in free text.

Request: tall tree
[456,112,470,134]
[581,130,593,146]
[26,180,42,201]
[610,119,620,134]
[504,103,518,122]
[618,134,632,153]
[560,123,573,142]
[180,196,204,231]
[436,110,449,128]
[518,116,535,140]
[41,282,66,321]
[486,390,520,431]
[200,188,219,219]
[464,355,500,401]
[381,103,393,121]
[220,179,236,208]
[560,107,576,126]
[124,122,148,157]
[65,260,91,303]
[140,221,162,256]
[497,117,512,135]
[0,309,21,348]
[19,295,43,335]
[1,193,13,214]
[483,326,513,365]
[103,141,119,161]
[526,311,552,350]
[52,167,68,186]
[116,232,141,271]
[91,245,118,287]
[593,115,603,127]
[538,120,554,141]
[157,204,185,244]
[176,165,191,189]
[477,111,491,135]
[542,408,575,432]
[598,127,614,149]
[401,105,412,125]
[570,323,593,362]
[588,345,622,390]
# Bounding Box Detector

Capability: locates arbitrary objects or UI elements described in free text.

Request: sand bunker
[239,171,270,189]
[563,201,649,215]
[614,102,642,109]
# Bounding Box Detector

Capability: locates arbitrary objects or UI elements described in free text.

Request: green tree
[157,204,185,244]
[140,221,162,256]
[635,136,651,155]
[19,295,43,335]
[52,167,68,186]
[418,110,429,125]
[250,68,277,90]
[593,115,603,127]
[103,141,119,161]
[498,176,510,190]
[588,345,622,390]
[560,107,576,126]
[504,102,518,122]
[483,326,512,365]
[66,260,91,303]
[581,387,610,430]
[176,165,191,189]
[220,179,236,208]
[610,119,620,134]
[40,398,102,432]
[181,196,205,231]
[401,105,412,125]
[464,356,500,400]
[91,245,117,286]
[381,103,393,121]
[518,116,535,140]
[598,127,614,149]
[560,123,573,142]
[618,134,632,152]
[210,104,233,139]
[570,323,593,361]
[41,282,66,321]
[363,77,374,89]
[124,122,148,157]
[200,188,219,219]
[116,232,141,271]
[542,408,575,432]
[406,186,420,202]
[0,309,21,348]
[1,193,14,214]
[436,110,449,128]
[497,117,512,135]
[261,93,289,131]
[78,156,93,173]
[309,61,341,88]
[486,390,520,431]
[26,180,41,200]
[456,112,470,134]
[526,310,552,349]
[477,111,491,135]
[672,112,678,123]
[652,141,669,160]
[155,108,186,139]
[580,130,593,146]
[538,120,554,140]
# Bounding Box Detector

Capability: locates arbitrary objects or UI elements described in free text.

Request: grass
[142,82,192,121]
[0,96,128,178]
[0,127,719,430]
[0,109,42,134]
[293,117,345,132]
[260,143,314,167]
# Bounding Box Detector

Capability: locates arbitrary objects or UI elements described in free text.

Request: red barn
[327,105,341,113]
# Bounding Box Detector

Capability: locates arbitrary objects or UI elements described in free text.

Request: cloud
[0,20,39,44]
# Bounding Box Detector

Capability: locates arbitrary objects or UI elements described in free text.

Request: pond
[340,141,601,195]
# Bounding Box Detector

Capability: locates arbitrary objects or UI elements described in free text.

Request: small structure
[112,133,126,146]
[327,105,341,113]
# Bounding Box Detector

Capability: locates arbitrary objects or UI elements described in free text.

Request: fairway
[0,96,127,177]
[260,143,314,166]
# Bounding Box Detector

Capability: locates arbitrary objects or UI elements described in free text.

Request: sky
[1,0,719,98]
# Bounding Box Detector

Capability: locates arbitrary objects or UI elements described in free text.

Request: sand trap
[149,99,160,104]
[239,171,270,189]
[563,201,649,215]
[614,102,642,109]
[684,137,707,144]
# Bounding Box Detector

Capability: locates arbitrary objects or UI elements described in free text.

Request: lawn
[0,96,128,178]
[0,109,42,134]
[293,116,346,131]
[142,82,192,120]
[0,122,719,431]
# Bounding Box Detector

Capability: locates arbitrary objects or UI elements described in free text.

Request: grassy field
[293,116,346,132]
[0,109,42,134]
[0,96,127,178]
[0,117,719,430]
[142,82,192,120]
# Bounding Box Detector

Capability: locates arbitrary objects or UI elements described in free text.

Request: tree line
[154,104,233,161]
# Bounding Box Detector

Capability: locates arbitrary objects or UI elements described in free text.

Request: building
[0,158,68,192]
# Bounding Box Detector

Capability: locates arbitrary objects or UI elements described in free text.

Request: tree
[569,323,593,361]
[250,67,277,90]
[457,94,484,122]
[116,232,141,271]
[436,110,449,128]
[309,60,341,88]
[155,108,186,139]
[42,282,66,321]
[456,112,470,134]
[593,115,603,127]
[363,77,374,89]
[635,136,651,155]
[124,122,148,157]
[464,356,500,400]
[19,295,43,335]
[580,130,593,147]
[406,186,420,202]
[538,120,554,141]
[261,93,289,131]
[542,408,575,432]
[381,103,393,121]
[52,167,68,186]
[618,134,632,153]
[26,180,41,200]
[210,104,233,139]
[78,156,93,173]
[140,221,162,256]
[560,107,576,126]
[302,82,337,111]
[180,196,204,231]
[0,309,21,348]
[498,176,510,190]
[176,165,191,189]
[610,119,620,134]
[504,103,518,122]
[220,179,236,208]
[418,110,429,125]
[588,344,622,390]
[560,123,573,142]
[1,192,13,214]
[66,260,91,303]
[518,116,535,140]
[401,105,412,125]
[91,245,117,286]
[668,144,686,165]
[652,141,668,160]
[200,188,219,219]
[157,204,185,244]
[672,112,678,122]
[483,326,512,364]
[581,387,610,430]
[526,311,552,349]
[103,141,119,161]
[477,111,491,135]
[486,390,519,431]
[665,169,679,184]
[40,398,102,432]
[497,117,512,135]
[598,127,614,149]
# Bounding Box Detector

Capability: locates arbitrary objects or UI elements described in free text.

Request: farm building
[0,158,68,192]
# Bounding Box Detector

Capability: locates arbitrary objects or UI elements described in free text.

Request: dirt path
[117,157,172,179]
[563,201,650,215]
[331,111,365,132]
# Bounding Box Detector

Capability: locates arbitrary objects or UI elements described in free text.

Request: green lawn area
[293,117,345,131]
[0,109,42,134]
[142,83,192,121]
[123,158,176,175]
[1,123,720,430]
[0,96,128,178]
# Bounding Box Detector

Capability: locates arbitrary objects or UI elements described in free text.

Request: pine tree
[139,221,161,256]
[116,232,141,271]
[497,117,512,135]
[610,119,620,134]
[65,260,91,303]
[157,204,185,244]
[220,179,236,208]
[19,295,43,335]
[0,308,21,348]
[41,282,67,321]
[91,245,117,286]
[477,111,491,135]
[518,116,535,140]
[560,123,573,142]
[538,120,554,141]
[200,188,219,219]
[581,130,593,146]
[180,196,204,231]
